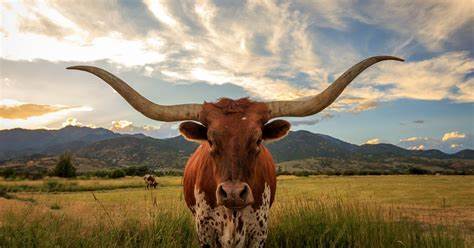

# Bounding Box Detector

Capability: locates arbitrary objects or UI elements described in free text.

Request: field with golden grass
[1,175,472,247]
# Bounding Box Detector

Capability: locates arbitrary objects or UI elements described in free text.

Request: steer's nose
[216,182,254,209]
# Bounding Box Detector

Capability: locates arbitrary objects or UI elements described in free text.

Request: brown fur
[182,98,285,247]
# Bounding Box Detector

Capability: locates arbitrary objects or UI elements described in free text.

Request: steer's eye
[208,140,213,147]
[256,138,262,146]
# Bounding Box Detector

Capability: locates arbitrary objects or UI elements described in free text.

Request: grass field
[0,175,472,247]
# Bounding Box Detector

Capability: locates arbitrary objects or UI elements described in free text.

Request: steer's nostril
[216,182,253,208]
[218,186,227,199]
[239,185,248,199]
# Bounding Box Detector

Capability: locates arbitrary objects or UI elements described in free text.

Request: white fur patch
[192,184,271,247]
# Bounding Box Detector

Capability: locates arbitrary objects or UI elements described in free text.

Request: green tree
[53,152,76,178]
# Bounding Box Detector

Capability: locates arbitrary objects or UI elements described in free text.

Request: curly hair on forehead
[209,97,255,113]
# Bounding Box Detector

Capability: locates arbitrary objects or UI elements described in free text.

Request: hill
[1,126,473,173]
[0,126,120,161]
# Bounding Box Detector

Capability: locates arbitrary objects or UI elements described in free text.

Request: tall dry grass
[0,195,467,247]
[0,176,471,247]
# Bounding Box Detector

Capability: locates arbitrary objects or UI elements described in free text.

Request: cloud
[360,52,474,103]
[0,99,93,129]
[364,138,380,145]
[408,144,425,151]
[1,0,472,119]
[348,101,378,113]
[18,13,72,38]
[400,120,426,126]
[110,120,179,138]
[360,0,473,51]
[400,137,428,142]
[61,117,95,128]
[398,132,471,153]
[442,131,466,142]
[450,144,462,149]
[0,101,69,119]
[1,1,165,66]
[290,112,334,127]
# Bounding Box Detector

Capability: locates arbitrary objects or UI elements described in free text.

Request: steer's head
[67,56,403,209]
[179,98,290,209]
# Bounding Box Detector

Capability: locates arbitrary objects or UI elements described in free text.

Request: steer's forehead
[199,98,270,126]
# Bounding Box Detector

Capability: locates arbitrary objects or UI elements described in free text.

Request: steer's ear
[179,121,208,142]
[262,119,291,141]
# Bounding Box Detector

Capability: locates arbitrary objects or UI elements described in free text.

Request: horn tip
[66,66,82,70]
[393,57,405,62]
[66,65,98,71]
[385,56,404,62]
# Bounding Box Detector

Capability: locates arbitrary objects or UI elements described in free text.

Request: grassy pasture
[0,175,472,247]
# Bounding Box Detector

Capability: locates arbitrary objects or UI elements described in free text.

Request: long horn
[67,66,202,121]
[267,56,403,118]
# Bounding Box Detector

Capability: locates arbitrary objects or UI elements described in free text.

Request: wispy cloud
[360,0,473,51]
[290,112,334,127]
[361,52,474,103]
[400,137,428,142]
[0,100,69,119]
[348,101,378,113]
[0,99,92,129]
[2,0,473,107]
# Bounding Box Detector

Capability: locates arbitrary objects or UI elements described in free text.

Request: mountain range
[1,126,473,172]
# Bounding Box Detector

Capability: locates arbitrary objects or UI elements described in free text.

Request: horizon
[1,1,473,153]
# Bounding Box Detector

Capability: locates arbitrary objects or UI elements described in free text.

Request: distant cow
[143,174,157,189]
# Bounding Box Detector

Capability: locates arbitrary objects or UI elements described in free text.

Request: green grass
[0,176,472,247]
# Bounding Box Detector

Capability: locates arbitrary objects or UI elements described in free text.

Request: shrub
[124,166,150,176]
[52,152,76,178]
[109,169,126,179]
[93,170,110,178]
[0,168,16,179]
[409,167,431,175]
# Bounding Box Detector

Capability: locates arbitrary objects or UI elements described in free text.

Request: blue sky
[0,0,473,153]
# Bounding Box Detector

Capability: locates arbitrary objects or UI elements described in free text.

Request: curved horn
[67,66,202,121]
[267,56,404,118]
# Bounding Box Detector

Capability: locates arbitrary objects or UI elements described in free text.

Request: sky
[0,0,473,153]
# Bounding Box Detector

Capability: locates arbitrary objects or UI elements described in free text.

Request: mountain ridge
[1,126,473,167]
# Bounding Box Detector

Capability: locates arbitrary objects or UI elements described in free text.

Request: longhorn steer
[68,56,403,247]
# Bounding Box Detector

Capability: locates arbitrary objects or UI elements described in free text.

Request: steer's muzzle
[216,182,254,209]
